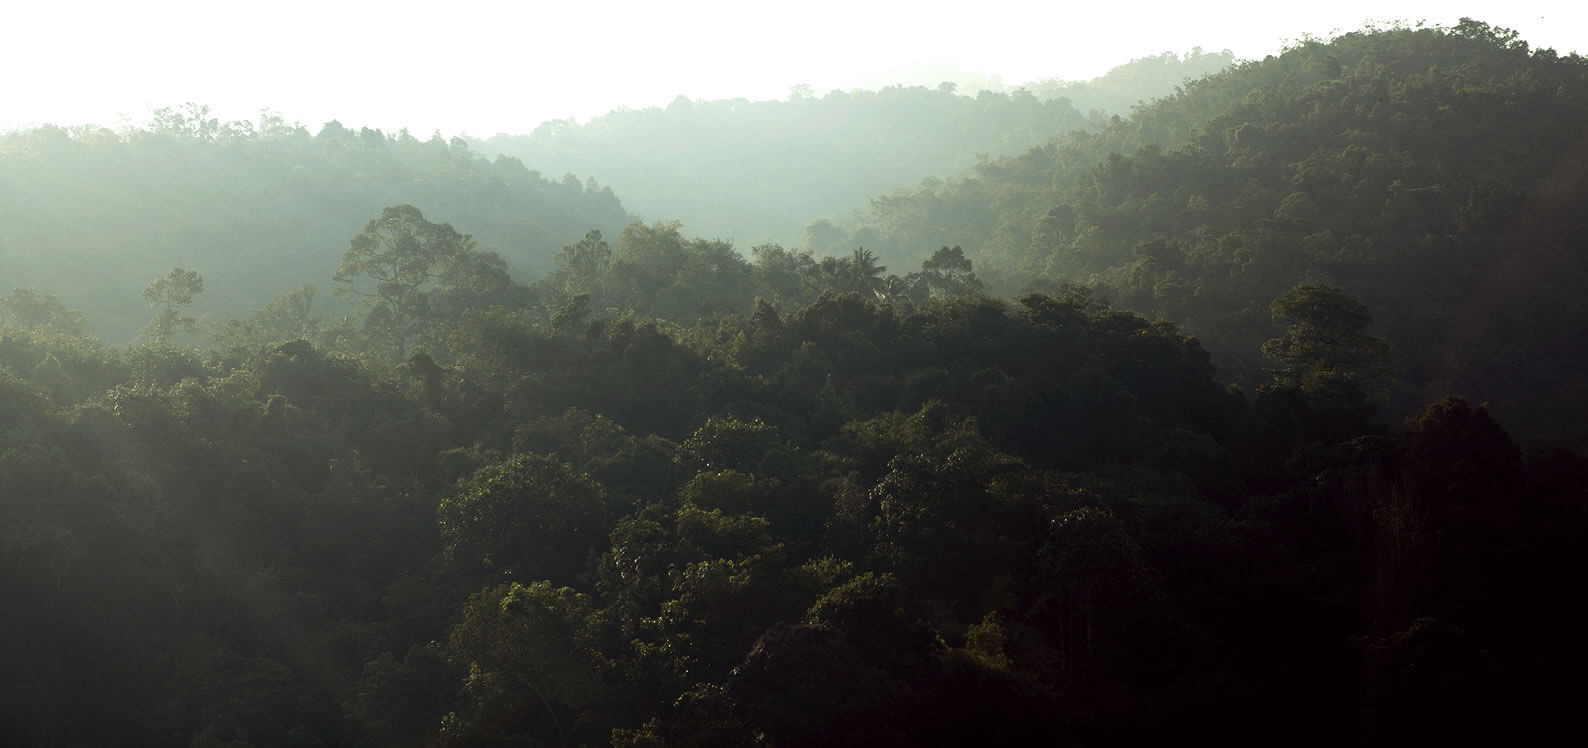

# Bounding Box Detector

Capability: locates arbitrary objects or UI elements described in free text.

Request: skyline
[5,1,1586,137]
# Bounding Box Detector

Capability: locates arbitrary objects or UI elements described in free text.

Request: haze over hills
[820,19,1588,445]
[0,49,1228,343]
[0,116,633,342]
[8,3,1584,136]
[4,16,1588,748]
[474,48,1235,248]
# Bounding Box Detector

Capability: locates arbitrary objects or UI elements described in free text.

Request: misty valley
[2,20,1586,746]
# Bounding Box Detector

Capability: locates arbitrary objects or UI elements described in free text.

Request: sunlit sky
[4,1,1584,137]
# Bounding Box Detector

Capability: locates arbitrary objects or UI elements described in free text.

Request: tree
[437,453,612,585]
[1,288,85,334]
[443,582,607,746]
[427,248,531,325]
[919,245,984,297]
[148,102,220,141]
[802,572,940,675]
[1258,283,1393,441]
[751,244,822,305]
[826,248,887,298]
[1031,506,1164,691]
[333,204,473,357]
[141,267,203,343]
[1262,283,1391,395]
[726,623,898,746]
[211,284,321,353]
[803,219,845,253]
[552,230,612,297]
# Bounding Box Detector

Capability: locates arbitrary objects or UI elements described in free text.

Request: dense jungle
[2,19,1585,747]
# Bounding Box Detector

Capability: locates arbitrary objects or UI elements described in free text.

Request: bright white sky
[4,1,1584,137]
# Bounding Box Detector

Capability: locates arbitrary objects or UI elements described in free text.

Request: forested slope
[1024,47,1236,117]
[471,50,1232,250]
[4,196,1585,744]
[836,20,1588,446]
[476,87,1089,250]
[3,19,1585,748]
[0,109,631,341]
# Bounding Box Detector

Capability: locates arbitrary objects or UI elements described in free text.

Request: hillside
[8,266,1583,744]
[3,19,1587,747]
[834,20,1588,445]
[471,51,1233,250]
[476,87,1088,250]
[0,109,632,342]
[1024,47,1236,116]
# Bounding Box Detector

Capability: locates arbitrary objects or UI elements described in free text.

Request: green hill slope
[473,51,1234,251]
[0,111,632,342]
[476,87,1090,249]
[837,20,1588,445]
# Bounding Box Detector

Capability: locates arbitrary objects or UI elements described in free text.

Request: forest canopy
[0,111,630,341]
[826,20,1588,446]
[2,18,1586,748]
[474,48,1231,249]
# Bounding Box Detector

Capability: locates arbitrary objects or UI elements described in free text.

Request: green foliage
[438,453,612,585]
[333,204,473,357]
[442,581,608,745]
[346,645,454,746]
[0,323,125,404]
[610,683,752,747]
[5,21,1587,745]
[141,267,204,343]
[210,284,321,354]
[1026,47,1238,116]
[0,120,628,342]
[543,220,759,325]
[478,86,1094,248]
[676,416,792,475]
[513,408,680,509]
[825,21,1588,445]
[1262,282,1391,390]
[918,245,985,298]
[725,622,901,746]
[826,248,888,298]
[1031,506,1165,690]
[5,273,1582,744]
[1,287,86,335]
[803,572,942,674]
[549,230,612,298]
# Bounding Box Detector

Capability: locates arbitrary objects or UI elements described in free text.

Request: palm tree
[839,247,887,298]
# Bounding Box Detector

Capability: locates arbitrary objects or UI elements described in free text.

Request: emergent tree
[334,204,473,357]
[141,267,204,343]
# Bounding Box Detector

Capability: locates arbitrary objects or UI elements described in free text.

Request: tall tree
[141,267,203,343]
[443,582,607,746]
[828,248,887,298]
[333,204,473,357]
[1262,282,1391,396]
[552,230,612,298]
[919,245,984,297]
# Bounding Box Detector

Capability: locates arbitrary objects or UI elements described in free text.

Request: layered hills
[832,20,1588,445]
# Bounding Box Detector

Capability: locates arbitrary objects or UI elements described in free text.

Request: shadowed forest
[2,20,1586,746]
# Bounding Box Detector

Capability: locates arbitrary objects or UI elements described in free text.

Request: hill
[0,109,632,342]
[833,20,1588,446]
[4,26,1585,740]
[476,87,1088,250]
[1024,47,1236,116]
[471,50,1233,250]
